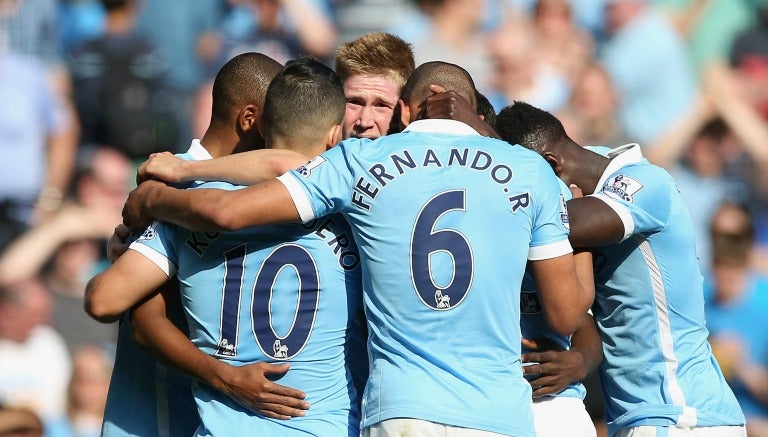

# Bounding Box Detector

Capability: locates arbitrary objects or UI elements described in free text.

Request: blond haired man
[335,32,415,139]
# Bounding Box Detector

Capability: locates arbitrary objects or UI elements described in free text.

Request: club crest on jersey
[296,156,326,178]
[137,223,158,241]
[601,174,643,203]
[520,290,542,314]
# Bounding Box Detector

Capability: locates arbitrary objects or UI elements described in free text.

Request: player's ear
[238,104,259,133]
[541,151,562,176]
[399,99,411,128]
[326,124,342,150]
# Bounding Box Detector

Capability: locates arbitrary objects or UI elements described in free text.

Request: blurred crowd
[0,0,767,435]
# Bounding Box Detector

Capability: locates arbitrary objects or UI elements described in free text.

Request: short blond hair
[335,32,415,90]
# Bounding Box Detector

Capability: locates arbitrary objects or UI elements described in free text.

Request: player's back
[101,143,210,437]
[283,119,572,436]
[588,151,744,433]
[134,181,364,436]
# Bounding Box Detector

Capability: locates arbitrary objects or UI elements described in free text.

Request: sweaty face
[343,74,400,140]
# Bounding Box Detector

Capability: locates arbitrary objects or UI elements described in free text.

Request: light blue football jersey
[277,119,573,436]
[519,178,586,400]
[130,180,364,437]
[585,144,745,435]
[101,140,210,437]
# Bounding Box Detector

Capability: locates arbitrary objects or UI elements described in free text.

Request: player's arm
[566,196,625,248]
[122,179,301,233]
[529,252,593,336]
[131,290,310,419]
[137,150,308,186]
[522,313,602,397]
[84,249,169,323]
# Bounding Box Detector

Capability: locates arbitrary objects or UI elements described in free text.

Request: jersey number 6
[411,190,474,311]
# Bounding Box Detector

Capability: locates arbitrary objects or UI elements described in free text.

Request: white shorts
[615,425,747,437]
[362,418,511,437]
[532,396,597,437]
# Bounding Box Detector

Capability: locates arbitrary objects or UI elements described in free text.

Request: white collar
[402,119,481,136]
[187,139,213,161]
[593,143,643,192]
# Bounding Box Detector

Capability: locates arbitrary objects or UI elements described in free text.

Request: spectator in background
[730,3,768,122]
[657,0,759,74]
[408,0,494,95]
[598,0,696,146]
[135,0,222,153]
[0,37,76,251]
[0,0,61,65]
[215,0,336,64]
[487,17,570,112]
[530,0,593,84]
[704,202,768,436]
[644,54,768,268]
[0,276,72,427]
[48,345,113,437]
[0,147,130,352]
[68,0,168,160]
[192,0,335,138]
[556,62,630,147]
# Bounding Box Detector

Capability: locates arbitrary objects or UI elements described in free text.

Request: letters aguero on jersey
[297,147,530,213]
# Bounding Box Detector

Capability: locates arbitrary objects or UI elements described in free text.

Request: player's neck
[200,129,242,158]
[268,137,324,158]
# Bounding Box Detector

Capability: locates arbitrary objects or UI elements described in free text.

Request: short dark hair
[475,90,496,130]
[496,101,568,153]
[210,52,282,124]
[263,58,345,149]
[401,61,477,112]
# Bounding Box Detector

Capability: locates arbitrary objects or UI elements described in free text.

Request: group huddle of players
[85,32,747,437]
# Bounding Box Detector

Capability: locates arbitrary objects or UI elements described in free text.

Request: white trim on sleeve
[128,243,176,277]
[589,193,634,242]
[277,173,316,223]
[528,239,573,261]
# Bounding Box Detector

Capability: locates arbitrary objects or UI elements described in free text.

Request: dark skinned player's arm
[131,288,310,419]
[122,178,301,233]
[522,314,602,397]
[566,196,626,249]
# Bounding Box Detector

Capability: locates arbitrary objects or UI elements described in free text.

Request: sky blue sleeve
[128,221,180,277]
[591,164,671,241]
[529,158,572,260]
[278,142,360,222]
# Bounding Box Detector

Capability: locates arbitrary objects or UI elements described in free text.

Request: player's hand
[107,224,131,263]
[569,184,584,199]
[122,180,164,232]
[218,362,310,419]
[421,84,477,123]
[137,152,187,185]
[420,84,498,138]
[521,337,587,398]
